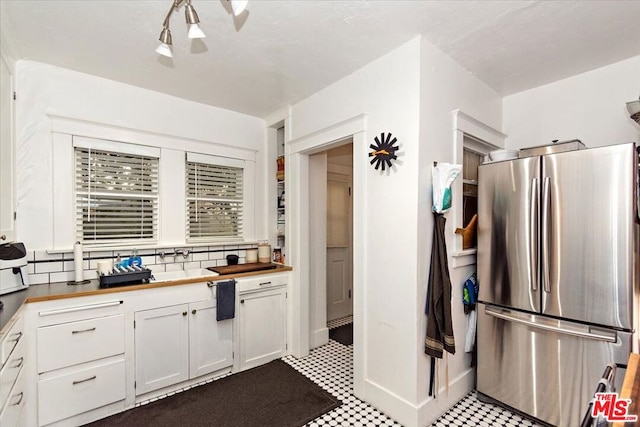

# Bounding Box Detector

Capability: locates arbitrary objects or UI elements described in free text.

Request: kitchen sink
[149,268,220,283]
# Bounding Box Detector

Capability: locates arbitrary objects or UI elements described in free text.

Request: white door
[238,287,287,370]
[134,304,189,395]
[326,174,352,321]
[189,299,233,379]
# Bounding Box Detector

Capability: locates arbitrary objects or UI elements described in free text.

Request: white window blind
[75,147,159,245]
[186,160,244,241]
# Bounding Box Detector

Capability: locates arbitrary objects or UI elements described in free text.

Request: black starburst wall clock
[369,132,399,171]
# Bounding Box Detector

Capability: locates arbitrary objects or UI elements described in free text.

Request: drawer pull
[182,311,187,316]
[9,331,23,343]
[13,357,24,369]
[11,392,24,406]
[71,327,96,334]
[73,375,97,385]
[192,309,197,315]
[259,281,272,286]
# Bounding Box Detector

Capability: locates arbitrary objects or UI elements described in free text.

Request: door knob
[240,299,244,304]
[182,311,187,316]
[192,309,197,314]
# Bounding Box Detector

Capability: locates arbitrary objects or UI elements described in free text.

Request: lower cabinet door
[38,358,125,426]
[134,304,189,396]
[189,300,233,379]
[0,367,26,427]
[238,287,287,371]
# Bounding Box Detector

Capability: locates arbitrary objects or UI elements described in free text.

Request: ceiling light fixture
[156,0,249,57]
[229,0,248,16]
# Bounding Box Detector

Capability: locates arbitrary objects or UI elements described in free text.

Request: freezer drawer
[477,303,631,427]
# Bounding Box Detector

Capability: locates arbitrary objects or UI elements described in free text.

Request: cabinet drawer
[237,273,287,293]
[1,314,24,367]
[0,334,25,409]
[0,366,26,427]
[38,314,125,373]
[38,358,125,426]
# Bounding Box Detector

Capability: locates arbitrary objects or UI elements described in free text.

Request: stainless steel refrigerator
[476,142,639,426]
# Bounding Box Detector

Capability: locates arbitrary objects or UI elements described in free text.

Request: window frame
[73,137,161,248]
[185,152,246,243]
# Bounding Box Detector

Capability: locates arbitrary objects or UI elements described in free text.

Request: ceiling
[1,1,639,118]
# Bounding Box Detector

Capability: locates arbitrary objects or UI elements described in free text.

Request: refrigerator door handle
[484,305,617,343]
[529,178,539,292]
[541,176,551,294]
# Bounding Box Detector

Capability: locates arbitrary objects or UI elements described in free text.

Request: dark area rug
[85,360,340,427]
[329,323,353,346]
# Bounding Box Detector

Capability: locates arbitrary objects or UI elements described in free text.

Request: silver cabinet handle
[72,327,96,334]
[529,178,539,292]
[73,375,97,385]
[12,357,24,369]
[259,281,271,286]
[9,331,23,343]
[10,392,24,406]
[485,306,616,342]
[541,176,551,294]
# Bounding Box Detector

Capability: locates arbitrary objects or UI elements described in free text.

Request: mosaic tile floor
[281,320,543,427]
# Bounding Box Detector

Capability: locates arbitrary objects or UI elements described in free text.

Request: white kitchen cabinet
[189,299,233,379]
[0,366,26,427]
[134,304,189,396]
[35,300,126,426]
[134,299,232,396]
[38,358,125,426]
[0,314,26,426]
[0,53,15,244]
[237,280,287,371]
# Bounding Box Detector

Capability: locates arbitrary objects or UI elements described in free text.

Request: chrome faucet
[175,248,190,259]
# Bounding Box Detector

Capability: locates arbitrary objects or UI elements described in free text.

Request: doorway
[326,145,353,323]
[287,113,366,397]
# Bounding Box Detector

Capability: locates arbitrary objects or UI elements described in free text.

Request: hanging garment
[425,213,456,358]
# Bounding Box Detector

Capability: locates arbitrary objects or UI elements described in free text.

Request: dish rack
[99,267,153,288]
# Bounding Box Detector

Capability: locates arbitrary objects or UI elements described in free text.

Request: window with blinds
[186,160,244,241]
[75,147,159,245]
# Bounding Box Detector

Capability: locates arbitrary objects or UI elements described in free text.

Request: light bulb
[230,0,248,16]
[155,42,173,58]
[188,23,206,39]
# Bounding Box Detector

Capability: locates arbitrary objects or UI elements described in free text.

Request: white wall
[416,38,502,426]
[504,56,640,149]
[290,37,422,426]
[288,35,502,427]
[13,60,267,252]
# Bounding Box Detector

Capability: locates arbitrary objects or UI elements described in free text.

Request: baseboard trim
[310,327,329,349]
[359,367,474,427]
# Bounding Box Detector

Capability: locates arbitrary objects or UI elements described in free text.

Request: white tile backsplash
[35,261,63,274]
[165,262,183,272]
[184,261,201,270]
[200,260,217,269]
[28,245,259,284]
[28,273,50,285]
[191,252,209,262]
[63,260,90,271]
[50,271,74,283]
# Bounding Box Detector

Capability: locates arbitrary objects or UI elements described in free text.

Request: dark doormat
[329,323,353,346]
[85,360,340,427]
